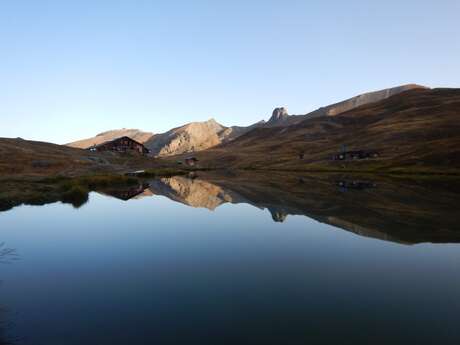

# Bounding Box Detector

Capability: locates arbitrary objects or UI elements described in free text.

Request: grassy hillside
[0,137,162,178]
[0,139,195,212]
[187,88,460,174]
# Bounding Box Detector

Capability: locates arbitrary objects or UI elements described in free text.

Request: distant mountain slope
[307,83,429,117]
[65,120,265,157]
[145,119,225,157]
[263,84,428,127]
[67,129,154,149]
[144,119,266,157]
[188,88,460,173]
[66,84,430,157]
[218,120,266,142]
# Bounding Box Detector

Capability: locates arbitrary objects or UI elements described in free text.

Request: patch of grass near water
[2,170,200,212]
[76,175,138,188]
[0,174,141,211]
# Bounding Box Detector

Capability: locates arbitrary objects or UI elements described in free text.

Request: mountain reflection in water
[98,172,460,245]
[2,173,460,345]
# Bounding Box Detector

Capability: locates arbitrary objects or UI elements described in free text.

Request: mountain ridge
[188,87,460,173]
[66,83,430,157]
[67,128,154,149]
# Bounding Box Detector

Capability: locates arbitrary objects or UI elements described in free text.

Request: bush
[61,185,89,208]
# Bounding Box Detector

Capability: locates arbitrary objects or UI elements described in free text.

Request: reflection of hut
[101,183,150,201]
[185,157,199,167]
[89,136,149,155]
[332,150,379,161]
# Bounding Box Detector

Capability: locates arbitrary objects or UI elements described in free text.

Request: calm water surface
[1,175,460,344]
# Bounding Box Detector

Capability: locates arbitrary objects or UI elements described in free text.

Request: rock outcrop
[144,118,267,157]
[144,119,225,157]
[269,107,289,123]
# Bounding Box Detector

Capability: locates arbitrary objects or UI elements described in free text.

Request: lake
[1,172,460,344]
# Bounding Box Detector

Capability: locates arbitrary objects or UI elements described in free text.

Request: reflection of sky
[1,193,460,344]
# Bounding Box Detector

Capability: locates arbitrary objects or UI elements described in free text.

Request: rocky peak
[269,107,289,123]
[145,119,227,156]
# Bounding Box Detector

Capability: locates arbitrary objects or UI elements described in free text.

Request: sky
[0,0,459,144]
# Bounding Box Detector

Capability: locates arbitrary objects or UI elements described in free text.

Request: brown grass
[187,88,460,174]
[0,173,142,212]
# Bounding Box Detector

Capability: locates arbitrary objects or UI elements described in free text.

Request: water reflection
[0,243,18,345]
[1,175,460,344]
[98,182,150,201]
[0,244,18,265]
[1,173,460,245]
[96,172,460,244]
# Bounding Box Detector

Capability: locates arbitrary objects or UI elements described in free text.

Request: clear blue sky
[1,0,458,144]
